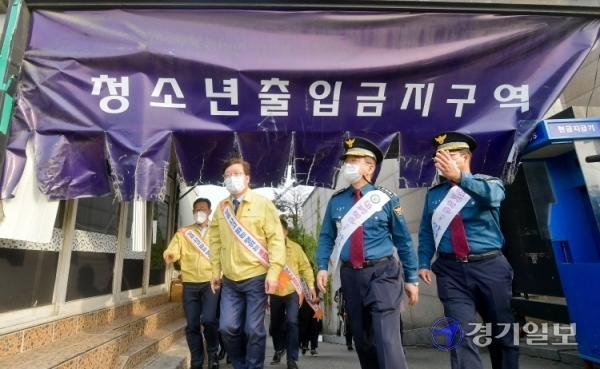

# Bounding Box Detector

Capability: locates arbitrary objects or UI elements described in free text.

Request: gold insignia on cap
[346,138,355,148]
[393,205,403,216]
[435,134,447,144]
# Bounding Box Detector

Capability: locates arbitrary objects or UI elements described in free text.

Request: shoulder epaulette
[331,188,346,197]
[376,186,397,198]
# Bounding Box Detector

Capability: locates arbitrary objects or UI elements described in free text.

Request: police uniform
[270,238,315,366]
[418,131,519,369]
[210,188,286,369]
[164,223,219,369]
[316,137,418,369]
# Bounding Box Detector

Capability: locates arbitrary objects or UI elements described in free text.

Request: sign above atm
[523,118,600,157]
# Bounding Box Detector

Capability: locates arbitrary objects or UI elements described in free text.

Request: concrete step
[0,329,128,369]
[113,317,187,369]
[130,336,190,369]
[0,296,183,369]
[88,302,184,347]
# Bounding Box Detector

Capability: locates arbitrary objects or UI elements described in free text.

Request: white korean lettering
[259,78,291,116]
[552,324,576,345]
[467,323,492,347]
[91,75,130,114]
[494,84,529,113]
[496,323,520,346]
[447,85,476,117]
[401,83,434,117]
[150,78,186,108]
[523,322,548,346]
[309,81,342,116]
[205,78,239,116]
[357,83,386,117]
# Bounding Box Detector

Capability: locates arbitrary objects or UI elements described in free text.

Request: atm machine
[517,118,600,365]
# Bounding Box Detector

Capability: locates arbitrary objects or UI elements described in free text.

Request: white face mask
[224,175,246,194]
[342,163,363,184]
[195,211,208,225]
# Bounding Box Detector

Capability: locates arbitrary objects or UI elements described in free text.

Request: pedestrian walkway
[137,334,584,369]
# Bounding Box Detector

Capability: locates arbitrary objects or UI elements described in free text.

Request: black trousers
[341,258,407,369]
[432,255,519,369]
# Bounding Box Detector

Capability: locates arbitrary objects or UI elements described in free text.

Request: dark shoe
[310,349,318,356]
[270,349,286,365]
[226,356,231,364]
[217,346,226,360]
[301,345,308,355]
[347,345,354,351]
[208,353,219,369]
[287,362,299,369]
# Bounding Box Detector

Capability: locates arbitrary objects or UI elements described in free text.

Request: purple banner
[2,10,599,200]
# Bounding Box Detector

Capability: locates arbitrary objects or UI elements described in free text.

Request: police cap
[340,137,384,164]
[432,131,477,153]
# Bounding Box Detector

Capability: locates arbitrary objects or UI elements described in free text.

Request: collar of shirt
[232,193,246,203]
[347,182,375,198]
[195,222,210,238]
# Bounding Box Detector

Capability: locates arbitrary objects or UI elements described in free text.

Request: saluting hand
[434,150,462,183]
[316,270,328,293]
[418,269,433,285]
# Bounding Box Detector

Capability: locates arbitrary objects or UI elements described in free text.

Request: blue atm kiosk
[521,118,600,365]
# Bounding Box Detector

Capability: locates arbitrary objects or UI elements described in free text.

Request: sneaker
[310,349,318,356]
[347,345,354,351]
[301,345,308,355]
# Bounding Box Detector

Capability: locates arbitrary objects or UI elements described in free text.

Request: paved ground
[206,338,581,369]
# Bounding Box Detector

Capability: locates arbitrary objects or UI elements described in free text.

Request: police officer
[316,137,419,369]
[418,131,519,369]
[164,198,220,369]
[210,158,286,369]
[269,218,317,369]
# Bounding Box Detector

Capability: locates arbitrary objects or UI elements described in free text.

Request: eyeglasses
[223,172,245,179]
[193,209,209,213]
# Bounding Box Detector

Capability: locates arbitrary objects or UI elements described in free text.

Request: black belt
[342,255,393,269]
[438,250,501,263]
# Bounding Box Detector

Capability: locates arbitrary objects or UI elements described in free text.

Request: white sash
[221,202,270,267]
[431,185,472,248]
[331,190,391,271]
[220,202,303,295]
[281,263,306,304]
[180,227,210,262]
[301,278,324,320]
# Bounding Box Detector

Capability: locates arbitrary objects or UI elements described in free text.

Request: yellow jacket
[274,237,315,297]
[163,223,212,283]
[210,189,286,282]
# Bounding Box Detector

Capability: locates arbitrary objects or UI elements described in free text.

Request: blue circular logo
[430,317,464,351]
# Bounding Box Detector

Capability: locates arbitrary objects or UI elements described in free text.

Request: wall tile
[0,331,23,359]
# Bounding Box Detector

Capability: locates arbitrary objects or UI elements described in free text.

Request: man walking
[164,198,220,369]
[316,136,419,369]
[269,218,316,369]
[210,158,286,369]
[418,131,519,369]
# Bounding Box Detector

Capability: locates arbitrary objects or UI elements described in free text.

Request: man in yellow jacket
[270,218,317,369]
[210,158,286,369]
[164,198,220,369]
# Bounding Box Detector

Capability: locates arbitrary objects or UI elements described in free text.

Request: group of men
[165,130,518,369]
[164,158,319,369]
